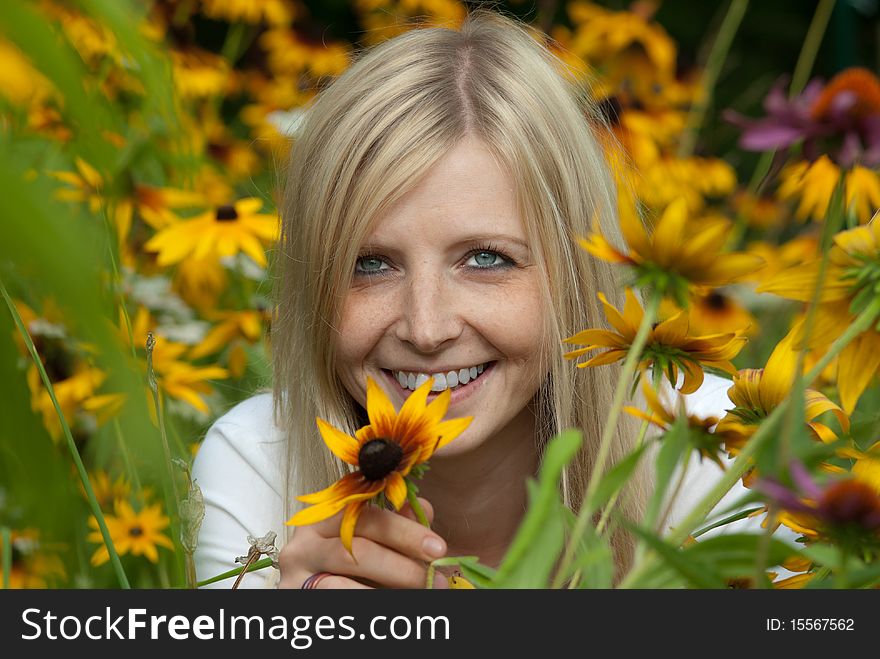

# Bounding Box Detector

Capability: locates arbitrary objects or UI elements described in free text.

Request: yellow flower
[715,326,850,458]
[87,499,174,566]
[260,27,351,78]
[144,198,278,268]
[566,2,680,108]
[563,288,747,394]
[48,157,132,240]
[173,256,229,312]
[201,0,295,26]
[777,155,880,224]
[0,38,56,106]
[286,375,472,557]
[580,197,763,304]
[82,471,131,510]
[129,307,228,414]
[170,47,231,100]
[189,309,268,377]
[624,379,729,467]
[757,217,880,412]
[660,288,757,337]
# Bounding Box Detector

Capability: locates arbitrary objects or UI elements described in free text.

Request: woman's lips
[381,362,495,407]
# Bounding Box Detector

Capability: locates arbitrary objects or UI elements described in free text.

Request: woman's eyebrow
[361,233,531,251]
[455,233,531,250]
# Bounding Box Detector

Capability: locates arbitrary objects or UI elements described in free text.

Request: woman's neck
[416,406,538,569]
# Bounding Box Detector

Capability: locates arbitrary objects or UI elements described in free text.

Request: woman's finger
[320,535,448,589]
[308,500,446,564]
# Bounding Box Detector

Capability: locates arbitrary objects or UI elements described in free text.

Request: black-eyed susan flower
[286,375,472,558]
[757,216,880,412]
[580,197,763,306]
[87,499,175,566]
[624,379,729,468]
[563,288,747,394]
[715,326,850,456]
[755,459,880,549]
[144,198,278,268]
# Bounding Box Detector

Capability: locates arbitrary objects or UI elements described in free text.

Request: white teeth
[390,362,491,392]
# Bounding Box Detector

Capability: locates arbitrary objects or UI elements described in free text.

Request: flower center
[819,480,880,529]
[358,438,403,481]
[129,526,144,538]
[216,205,239,222]
[705,290,729,311]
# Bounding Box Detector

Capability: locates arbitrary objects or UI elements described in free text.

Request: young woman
[192,9,770,589]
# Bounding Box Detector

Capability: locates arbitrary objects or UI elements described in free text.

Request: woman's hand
[277,497,448,589]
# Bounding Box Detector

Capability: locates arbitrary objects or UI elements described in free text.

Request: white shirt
[191,374,799,588]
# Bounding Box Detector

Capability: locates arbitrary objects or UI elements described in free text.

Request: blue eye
[354,256,389,275]
[466,250,510,269]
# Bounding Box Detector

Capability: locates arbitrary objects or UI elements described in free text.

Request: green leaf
[644,411,691,530]
[493,429,582,585]
[562,508,614,589]
[493,480,566,588]
[625,522,727,589]
[585,443,648,514]
[682,534,800,579]
[691,506,765,538]
[802,543,842,569]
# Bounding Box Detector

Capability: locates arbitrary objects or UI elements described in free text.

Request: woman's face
[334,137,549,457]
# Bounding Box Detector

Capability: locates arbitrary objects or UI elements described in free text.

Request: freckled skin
[333,136,548,459]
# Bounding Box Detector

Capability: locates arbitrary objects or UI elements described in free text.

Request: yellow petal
[340,500,366,559]
[366,376,397,436]
[651,198,688,264]
[316,417,360,465]
[562,328,629,348]
[758,328,799,410]
[803,389,849,433]
[597,291,632,337]
[385,471,407,510]
[394,376,435,441]
[432,416,474,451]
[652,310,689,346]
[621,288,645,335]
[836,332,880,413]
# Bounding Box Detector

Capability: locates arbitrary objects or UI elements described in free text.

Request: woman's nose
[393,269,463,352]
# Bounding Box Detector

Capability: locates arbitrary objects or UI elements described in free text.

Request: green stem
[596,417,651,535]
[0,279,130,588]
[790,0,836,97]
[778,178,845,467]
[113,417,142,495]
[618,297,880,588]
[197,557,273,588]
[1,527,10,589]
[678,0,749,158]
[406,480,430,528]
[552,290,661,588]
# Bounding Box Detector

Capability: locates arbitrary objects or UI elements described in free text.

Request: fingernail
[423,536,445,558]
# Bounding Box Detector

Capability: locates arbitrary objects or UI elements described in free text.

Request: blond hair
[272,7,651,583]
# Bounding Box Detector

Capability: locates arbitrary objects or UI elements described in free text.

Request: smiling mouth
[380,361,496,394]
